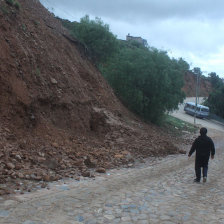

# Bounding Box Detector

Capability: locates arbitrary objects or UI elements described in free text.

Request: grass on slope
[162,115,197,136]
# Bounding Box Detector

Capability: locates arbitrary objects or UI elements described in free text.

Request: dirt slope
[183,71,212,97]
[0,0,190,194]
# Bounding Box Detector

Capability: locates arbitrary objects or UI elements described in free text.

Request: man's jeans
[195,163,208,180]
[195,156,209,181]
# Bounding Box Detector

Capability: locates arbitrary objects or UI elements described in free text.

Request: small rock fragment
[6,163,15,170]
[50,77,58,84]
[96,168,106,173]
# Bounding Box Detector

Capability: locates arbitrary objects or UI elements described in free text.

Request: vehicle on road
[184,102,209,119]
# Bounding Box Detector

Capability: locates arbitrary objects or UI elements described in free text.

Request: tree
[208,72,223,89]
[205,73,224,118]
[206,87,224,118]
[61,15,118,65]
[101,42,187,122]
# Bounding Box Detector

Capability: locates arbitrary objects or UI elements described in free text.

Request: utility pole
[198,74,200,104]
[193,67,200,126]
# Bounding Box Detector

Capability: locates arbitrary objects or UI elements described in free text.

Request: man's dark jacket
[189,135,215,166]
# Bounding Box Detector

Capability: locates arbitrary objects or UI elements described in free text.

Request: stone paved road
[0,131,223,224]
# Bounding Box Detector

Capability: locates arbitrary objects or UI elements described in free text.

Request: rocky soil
[1,132,223,224]
[0,0,191,195]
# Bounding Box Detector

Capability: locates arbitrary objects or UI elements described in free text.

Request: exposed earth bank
[0,0,195,195]
[182,72,212,97]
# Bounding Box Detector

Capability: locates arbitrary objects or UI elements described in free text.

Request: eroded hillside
[183,72,212,97]
[0,0,191,195]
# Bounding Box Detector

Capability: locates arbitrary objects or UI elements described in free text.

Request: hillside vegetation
[205,73,224,118]
[62,16,224,120]
[61,16,188,123]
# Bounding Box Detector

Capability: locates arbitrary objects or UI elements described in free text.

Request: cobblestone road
[0,133,223,224]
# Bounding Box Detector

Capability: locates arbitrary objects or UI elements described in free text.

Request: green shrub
[14,1,20,10]
[22,24,26,31]
[61,15,118,65]
[5,0,20,10]
[0,5,9,14]
[5,0,14,6]
[34,20,40,26]
[35,68,41,77]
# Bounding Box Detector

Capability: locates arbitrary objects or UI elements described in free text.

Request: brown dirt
[0,0,191,195]
[182,71,212,97]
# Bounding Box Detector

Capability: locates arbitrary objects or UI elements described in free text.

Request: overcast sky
[40,0,224,78]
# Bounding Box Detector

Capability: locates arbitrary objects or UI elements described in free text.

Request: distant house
[126,34,148,47]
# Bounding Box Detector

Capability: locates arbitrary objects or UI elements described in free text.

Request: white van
[184,102,209,119]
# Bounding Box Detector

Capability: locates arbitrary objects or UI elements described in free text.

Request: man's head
[200,127,207,136]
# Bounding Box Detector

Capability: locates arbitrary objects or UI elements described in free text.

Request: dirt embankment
[182,72,212,97]
[0,0,191,195]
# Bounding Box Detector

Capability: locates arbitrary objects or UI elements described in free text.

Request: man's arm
[188,139,197,157]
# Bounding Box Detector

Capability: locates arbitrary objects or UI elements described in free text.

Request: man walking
[188,127,215,183]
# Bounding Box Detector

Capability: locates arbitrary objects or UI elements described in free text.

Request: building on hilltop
[126,34,148,47]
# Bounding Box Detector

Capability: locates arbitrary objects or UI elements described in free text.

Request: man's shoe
[194,178,200,183]
[203,177,207,183]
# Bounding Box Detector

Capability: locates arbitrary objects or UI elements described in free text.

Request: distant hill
[182,72,212,97]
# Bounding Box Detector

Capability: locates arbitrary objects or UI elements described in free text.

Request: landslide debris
[0,0,191,195]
